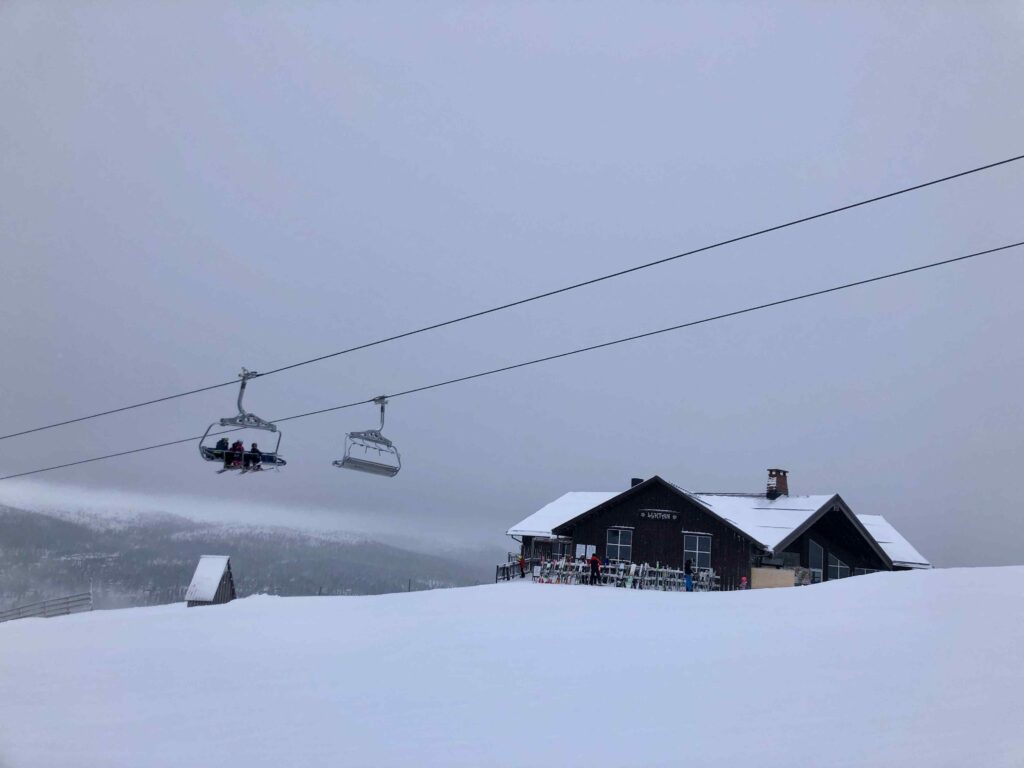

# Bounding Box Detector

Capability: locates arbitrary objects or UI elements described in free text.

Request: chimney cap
[630,477,644,488]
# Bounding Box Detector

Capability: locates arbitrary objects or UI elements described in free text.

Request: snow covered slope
[1,568,1021,767]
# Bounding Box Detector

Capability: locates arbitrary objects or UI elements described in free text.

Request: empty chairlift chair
[333,396,401,477]
[198,368,286,473]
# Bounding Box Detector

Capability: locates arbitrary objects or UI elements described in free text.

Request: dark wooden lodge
[509,470,929,590]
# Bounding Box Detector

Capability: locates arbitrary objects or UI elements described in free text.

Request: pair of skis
[216,465,265,474]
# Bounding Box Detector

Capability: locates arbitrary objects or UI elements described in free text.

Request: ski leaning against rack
[624,563,636,589]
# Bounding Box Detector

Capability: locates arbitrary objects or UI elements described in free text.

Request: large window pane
[809,541,823,570]
[606,528,632,562]
[827,553,849,580]
[684,533,711,571]
[809,540,823,583]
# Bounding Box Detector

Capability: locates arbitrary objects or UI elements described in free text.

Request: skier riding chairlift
[198,368,286,472]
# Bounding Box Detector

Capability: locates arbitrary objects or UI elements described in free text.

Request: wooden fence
[495,556,540,582]
[0,592,93,624]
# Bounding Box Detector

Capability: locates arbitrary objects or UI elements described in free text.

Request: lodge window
[854,567,877,576]
[809,540,823,583]
[606,528,632,563]
[828,553,851,580]
[683,533,711,569]
[551,540,573,558]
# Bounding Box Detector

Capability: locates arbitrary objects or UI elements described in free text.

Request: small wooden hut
[185,555,237,607]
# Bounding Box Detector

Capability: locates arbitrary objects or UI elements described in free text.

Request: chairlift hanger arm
[237,369,255,415]
[220,368,277,432]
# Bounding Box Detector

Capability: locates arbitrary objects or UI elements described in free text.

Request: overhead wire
[1,153,1021,443]
[1,239,1018,482]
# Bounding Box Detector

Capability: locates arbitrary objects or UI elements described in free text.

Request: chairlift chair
[198,369,286,472]
[332,396,401,477]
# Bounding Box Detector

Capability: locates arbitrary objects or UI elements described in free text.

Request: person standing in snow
[589,552,602,586]
[684,558,694,592]
[518,555,526,578]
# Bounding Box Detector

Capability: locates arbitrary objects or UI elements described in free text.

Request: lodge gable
[552,476,758,589]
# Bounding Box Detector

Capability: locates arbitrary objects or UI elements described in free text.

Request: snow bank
[1,568,1021,767]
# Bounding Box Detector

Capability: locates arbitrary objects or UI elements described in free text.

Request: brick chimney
[766,468,789,499]
[631,477,644,488]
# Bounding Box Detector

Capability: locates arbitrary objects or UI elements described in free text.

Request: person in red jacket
[225,440,245,469]
[589,553,602,586]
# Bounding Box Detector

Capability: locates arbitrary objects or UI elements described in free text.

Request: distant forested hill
[0,505,488,609]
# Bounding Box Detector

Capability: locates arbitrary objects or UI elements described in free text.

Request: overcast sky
[1,2,1022,565]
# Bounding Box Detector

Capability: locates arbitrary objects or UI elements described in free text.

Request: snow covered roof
[507,492,619,538]
[509,488,833,546]
[856,514,931,568]
[690,494,837,551]
[510,481,927,569]
[185,555,231,602]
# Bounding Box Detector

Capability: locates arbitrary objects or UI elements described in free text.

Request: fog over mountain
[0,503,500,610]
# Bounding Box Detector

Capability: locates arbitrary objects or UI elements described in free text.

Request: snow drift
[1,567,1021,767]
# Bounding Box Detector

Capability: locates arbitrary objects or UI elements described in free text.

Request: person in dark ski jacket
[684,558,694,592]
[589,553,602,586]
[213,436,230,463]
[244,442,262,470]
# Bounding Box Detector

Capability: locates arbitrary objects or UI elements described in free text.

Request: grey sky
[1,2,1022,565]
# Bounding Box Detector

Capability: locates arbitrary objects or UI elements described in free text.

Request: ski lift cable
[0,238,1017,482]
[0,153,1021,443]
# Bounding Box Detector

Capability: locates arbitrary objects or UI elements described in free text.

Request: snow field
[1,567,1022,767]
